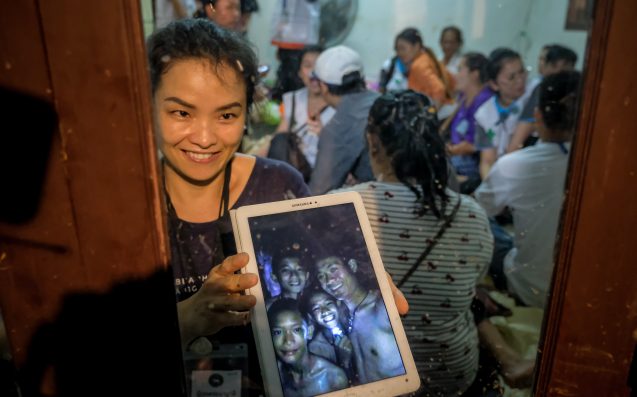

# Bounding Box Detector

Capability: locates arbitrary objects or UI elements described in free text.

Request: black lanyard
[218,158,233,218]
[164,158,235,287]
[164,158,234,219]
[397,196,462,289]
[556,142,568,154]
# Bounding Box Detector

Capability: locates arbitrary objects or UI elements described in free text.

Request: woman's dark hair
[241,0,260,13]
[300,44,324,60]
[486,47,521,82]
[395,27,424,48]
[147,18,259,109]
[440,26,464,45]
[462,52,489,83]
[367,90,449,219]
[539,70,581,131]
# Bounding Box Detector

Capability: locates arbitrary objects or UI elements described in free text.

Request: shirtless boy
[272,255,309,300]
[268,298,348,397]
[301,289,354,377]
[314,256,405,383]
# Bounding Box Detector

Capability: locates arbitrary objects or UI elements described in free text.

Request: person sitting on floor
[474,70,581,308]
[474,48,532,178]
[334,89,494,396]
[506,44,578,153]
[267,45,336,181]
[309,45,376,194]
[444,52,493,194]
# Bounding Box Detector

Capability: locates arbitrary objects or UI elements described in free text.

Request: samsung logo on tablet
[291,201,317,207]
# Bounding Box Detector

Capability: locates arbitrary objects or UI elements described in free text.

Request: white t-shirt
[440,52,462,76]
[282,88,336,168]
[380,57,408,92]
[475,141,570,307]
[474,88,533,157]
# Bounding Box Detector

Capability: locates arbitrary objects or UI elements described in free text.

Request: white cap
[313,45,364,86]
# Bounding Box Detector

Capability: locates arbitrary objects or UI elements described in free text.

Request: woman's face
[208,0,241,31]
[395,39,421,66]
[440,30,461,59]
[492,58,527,103]
[455,57,475,92]
[154,59,246,184]
[537,47,549,76]
[298,51,321,94]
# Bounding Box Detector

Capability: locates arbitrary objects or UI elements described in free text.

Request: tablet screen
[246,203,406,397]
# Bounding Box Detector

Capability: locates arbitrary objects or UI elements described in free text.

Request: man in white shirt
[475,71,580,308]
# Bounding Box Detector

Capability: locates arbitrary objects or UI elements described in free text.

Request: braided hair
[367,90,449,219]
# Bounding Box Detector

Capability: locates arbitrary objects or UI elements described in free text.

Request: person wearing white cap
[308,45,377,194]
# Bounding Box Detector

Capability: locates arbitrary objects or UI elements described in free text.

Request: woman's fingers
[217,311,252,329]
[206,253,259,293]
[207,272,258,294]
[387,272,409,315]
[213,252,250,276]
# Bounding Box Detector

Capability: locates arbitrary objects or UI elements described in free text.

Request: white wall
[247,0,589,84]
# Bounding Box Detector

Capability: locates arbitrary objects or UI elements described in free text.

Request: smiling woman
[146,18,312,395]
[156,59,246,187]
[4,0,637,396]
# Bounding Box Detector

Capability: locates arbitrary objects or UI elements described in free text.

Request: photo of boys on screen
[248,203,406,396]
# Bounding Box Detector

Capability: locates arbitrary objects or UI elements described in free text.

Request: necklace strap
[397,196,462,289]
[347,290,371,333]
[161,157,234,220]
[218,157,234,218]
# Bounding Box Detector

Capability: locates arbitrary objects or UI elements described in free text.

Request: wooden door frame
[2,0,636,395]
[0,1,182,395]
[535,0,637,395]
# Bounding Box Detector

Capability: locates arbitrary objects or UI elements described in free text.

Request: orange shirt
[407,51,456,104]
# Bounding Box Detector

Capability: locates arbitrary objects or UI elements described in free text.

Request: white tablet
[230,191,420,397]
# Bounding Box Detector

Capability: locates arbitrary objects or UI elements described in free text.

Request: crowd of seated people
[140,10,583,397]
[259,26,580,395]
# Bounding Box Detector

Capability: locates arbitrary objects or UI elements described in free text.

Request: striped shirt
[335,182,493,396]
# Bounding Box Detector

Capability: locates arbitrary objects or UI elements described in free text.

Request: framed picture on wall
[565,0,593,30]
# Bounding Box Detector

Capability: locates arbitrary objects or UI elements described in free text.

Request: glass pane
[143,0,593,395]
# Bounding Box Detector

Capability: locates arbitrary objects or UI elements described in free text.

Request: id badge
[185,342,249,397]
[191,370,241,397]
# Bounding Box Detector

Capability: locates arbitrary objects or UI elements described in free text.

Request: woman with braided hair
[333,90,494,396]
